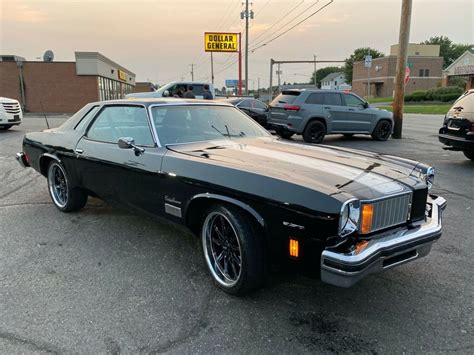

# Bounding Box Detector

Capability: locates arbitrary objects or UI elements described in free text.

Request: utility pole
[392,0,413,139]
[277,63,282,89]
[189,63,194,81]
[210,52,214,84]
[367,49,371,98]
[313,54,317,87]
[241,1,253,95]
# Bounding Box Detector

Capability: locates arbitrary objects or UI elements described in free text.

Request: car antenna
[39,99,50,129]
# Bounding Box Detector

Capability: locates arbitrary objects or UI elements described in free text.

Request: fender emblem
[283,221,305,230]
[164,195,181,205]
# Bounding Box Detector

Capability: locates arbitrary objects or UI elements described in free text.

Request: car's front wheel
[371,120,392,141]
[303,120,326,144]
[201,204,265,295]
[463,150,474,161]
[47,161,87,212]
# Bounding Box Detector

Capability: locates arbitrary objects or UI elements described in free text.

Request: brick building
[352,44,443,98]
[134,82,156,93]
[0,52,135,113]
[442,50,474,90]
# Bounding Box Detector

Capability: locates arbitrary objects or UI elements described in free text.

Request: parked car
[16,99,446,295]
[438,89,474,161]
[126,81,215,100]
[220,97,268,127]
[267,89,393,143]
[0,97,23,130]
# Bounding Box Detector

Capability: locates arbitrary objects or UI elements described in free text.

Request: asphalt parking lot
[0,114,472,354]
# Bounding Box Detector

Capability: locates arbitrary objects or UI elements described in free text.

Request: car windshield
[150,105,270,145]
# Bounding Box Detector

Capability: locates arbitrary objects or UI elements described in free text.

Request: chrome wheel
[202,212,242,287]
[48,163,69,208]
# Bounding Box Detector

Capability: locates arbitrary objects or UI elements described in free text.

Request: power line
[250,0,320,50]
[250,0,305,45]
[250,0,334,53]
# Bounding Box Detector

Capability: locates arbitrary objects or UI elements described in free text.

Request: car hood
[166,137,422,201]
[0,97,19,104]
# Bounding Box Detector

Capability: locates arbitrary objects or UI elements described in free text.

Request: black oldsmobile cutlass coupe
[17,99,446,295]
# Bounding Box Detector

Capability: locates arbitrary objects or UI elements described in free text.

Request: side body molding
[186,193,265,227]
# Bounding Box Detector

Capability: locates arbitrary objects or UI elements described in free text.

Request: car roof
[280,89,349,94]
[91,98,234,106]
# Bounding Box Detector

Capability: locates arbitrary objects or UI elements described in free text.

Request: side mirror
[363,102,369,109]
[118,137,145,155]
[118,137,135,149]
[163,90,170,97]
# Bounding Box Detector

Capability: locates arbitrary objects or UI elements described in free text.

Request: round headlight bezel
[339,199,360,237]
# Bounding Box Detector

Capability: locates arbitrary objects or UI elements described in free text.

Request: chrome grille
[2,102,21,114]
[365,193,412,233]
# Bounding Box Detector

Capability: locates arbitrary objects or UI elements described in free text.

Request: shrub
[438,93,461,102]
[410,90,427,101]
[404,94,412,102]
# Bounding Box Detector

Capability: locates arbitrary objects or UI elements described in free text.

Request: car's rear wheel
[47,161,87,212]
[303,121,326,144]
[276,129,294,139]
[0,125,12,130]
[463,150,474,161]
[371,120,392,141]
[201,204,265,295]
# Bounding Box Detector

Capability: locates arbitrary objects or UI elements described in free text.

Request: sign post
[365,54,372,98]
[204,32,241,95]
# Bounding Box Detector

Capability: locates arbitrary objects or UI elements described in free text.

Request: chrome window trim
[85,103,157,148]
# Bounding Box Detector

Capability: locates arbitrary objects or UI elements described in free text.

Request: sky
[1,0,473,88]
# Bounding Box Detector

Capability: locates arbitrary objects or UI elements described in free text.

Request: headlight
[410,165,435,189]
[339,200,360,237]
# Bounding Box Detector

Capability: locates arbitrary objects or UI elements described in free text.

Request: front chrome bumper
[16,152,30,168]
[321,195,447,288]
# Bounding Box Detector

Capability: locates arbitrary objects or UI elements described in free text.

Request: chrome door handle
[75,148,83,154]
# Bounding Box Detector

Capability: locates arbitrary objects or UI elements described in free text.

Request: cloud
[2,0,49,23]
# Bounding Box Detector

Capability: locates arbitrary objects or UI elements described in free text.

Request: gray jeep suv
[268,89,393,143]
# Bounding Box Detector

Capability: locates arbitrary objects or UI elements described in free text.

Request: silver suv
[268,89,393,143]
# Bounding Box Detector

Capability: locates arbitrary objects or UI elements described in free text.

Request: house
[320,72,350,90]
[442,50,474,90]
[352,44,443,98]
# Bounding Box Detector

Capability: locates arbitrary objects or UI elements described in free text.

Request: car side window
[344,94,365,107]
[75,105,100,131]
[87,106,154,146]
[305,93,324,105]
[253,100,267,110]
[324,93,343,106]
[238,100,252,108]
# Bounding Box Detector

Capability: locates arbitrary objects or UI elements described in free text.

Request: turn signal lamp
[289,238,299,258]
[361,204,374,234]
[355,240,369,254]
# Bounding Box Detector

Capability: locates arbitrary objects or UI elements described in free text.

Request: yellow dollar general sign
[204,32,238,52]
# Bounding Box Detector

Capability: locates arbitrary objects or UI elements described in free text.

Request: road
[0,114,472,354]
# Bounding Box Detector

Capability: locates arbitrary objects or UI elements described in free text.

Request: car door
[322,93,346,133]
[74,104,167,214]
[342,93,374,133]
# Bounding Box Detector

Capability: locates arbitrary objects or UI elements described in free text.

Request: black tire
[463,150,474,161]
[343,133,354,139]
[47,161,87,212]
[201,204,265,295]
[277,129,294,139]
[371,120,392,141]
[0,125,12,130]
[303,120,326,144]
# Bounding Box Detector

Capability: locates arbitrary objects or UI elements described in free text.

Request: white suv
[0,97,23,130]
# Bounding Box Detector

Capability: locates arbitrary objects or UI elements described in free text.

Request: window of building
[419,69,424,77]
[424,69,430,77]
[87,105,154,145]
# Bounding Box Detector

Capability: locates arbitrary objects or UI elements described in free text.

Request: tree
[421,36,473,68]
[343,47,384,84]
[309,66,342,87]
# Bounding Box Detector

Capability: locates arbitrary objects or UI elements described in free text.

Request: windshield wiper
[211,124,232,138]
